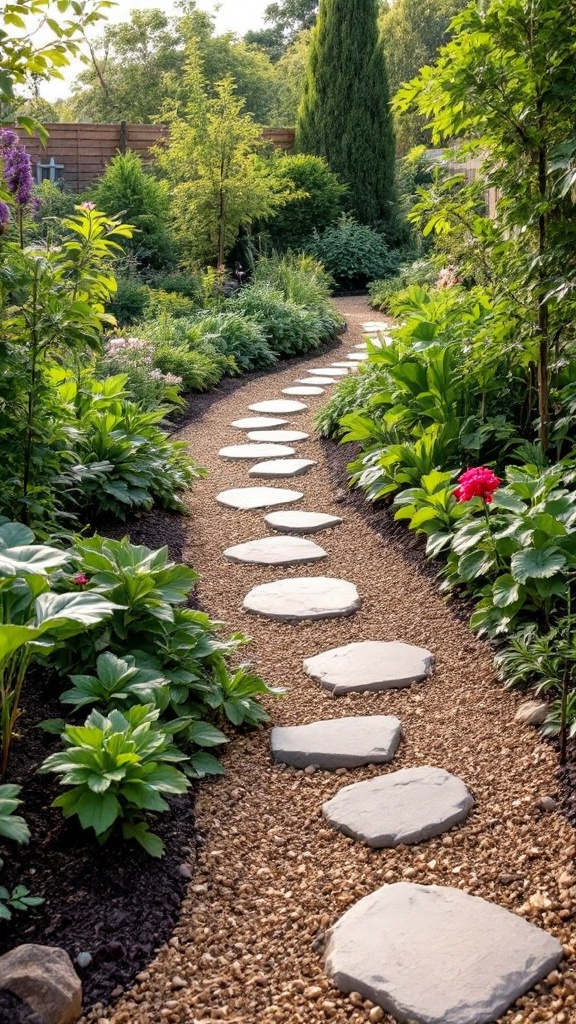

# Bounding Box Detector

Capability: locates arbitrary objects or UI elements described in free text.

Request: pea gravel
[82,298,576,1024]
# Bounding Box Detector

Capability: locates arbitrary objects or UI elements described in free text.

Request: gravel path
[87,296,576,1024]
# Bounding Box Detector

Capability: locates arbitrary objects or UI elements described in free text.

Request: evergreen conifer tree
[296,0,396,228]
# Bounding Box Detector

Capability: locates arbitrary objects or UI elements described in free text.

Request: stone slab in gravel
[230,417,289,429]
[265,510,343,534]
[216,487,303,510]
[322,766,474,848]
[307,367,349,376]
[347,352,369,361]
[324,882,563,1024]
[224,535,327,566]
[243,576,361,621]
[249,458,316,478]
[355,343,368,349]
[282,386,325,396]
[298,377,336,385]
[219,443,295,461]
[271,715,402,769]
[249,399,308,415]
[361,321,389,330]
[247,429,309,442]
[304,640,434,695]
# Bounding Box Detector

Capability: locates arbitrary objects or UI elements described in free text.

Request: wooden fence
[13,123,296,192]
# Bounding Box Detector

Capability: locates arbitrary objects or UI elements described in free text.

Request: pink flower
[73,573,90,585]
[453,467,501,504]
[80,201,96,210]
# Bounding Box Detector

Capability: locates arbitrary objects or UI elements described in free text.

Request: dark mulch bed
[0,667,199,1012]
[0,991,40,1024]
[321,435,576,829]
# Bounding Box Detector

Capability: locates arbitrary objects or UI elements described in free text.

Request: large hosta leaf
[510,548,567,584]
[492,574,523,608]
[34,592,122,633]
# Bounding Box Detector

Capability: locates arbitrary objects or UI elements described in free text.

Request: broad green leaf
[458,548,496,582]
[492,574,523,608]
[510,549,567,584]
[76,789,120,835]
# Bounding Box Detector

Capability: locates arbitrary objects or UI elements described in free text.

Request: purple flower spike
[0,202,10,227]
[0,129,33,207]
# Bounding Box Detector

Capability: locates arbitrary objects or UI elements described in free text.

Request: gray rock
[243,576,361,621]
[0,944,82,1024]
[230,417,288,429]
[307,367,349,376]
[265,511,343,535]
[219,443,295,461]
[515,700,548,726]
[224,536,327,566]
[247,429,309,442]
[323,766,473,848]
[74,952,91,969]
[347,353,369,361]
[249,458,317,478]
[216,487,303,510]
[361,321,389,330]
[298,377,336,385]
[271,715,402,769]
[324,882,563,1024]
[304,640,434,695]
[248,400,307,415]
[282,385,325,396]
[330,361,358,368]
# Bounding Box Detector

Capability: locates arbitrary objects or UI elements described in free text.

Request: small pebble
[369,1009,384,1023]
[178,863,193,879]
[171,976,188,990]
[75,951,92,968]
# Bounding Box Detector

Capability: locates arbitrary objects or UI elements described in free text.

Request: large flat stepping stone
[361,321,389,330]
[219,443,295,461]
[324,883,563,1024]
[217,487,303,510]
[347,352,368,361]
[304,641,434,695]
[298,376,336,385]
[249,400,307,415]
[247,429,309,442]
[354,343,368,349]
[282,385,325,396]
[243,576,360,621]
[331,361,357,368]
[224,535,327,566]
[271,715,402,769]
[249,458,316,478]
[265,511,343,534]
[323,766,474,848]
[231,416,288,430]
[308,367,348,377]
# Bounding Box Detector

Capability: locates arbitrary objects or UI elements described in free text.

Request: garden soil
[71,297,576,1023]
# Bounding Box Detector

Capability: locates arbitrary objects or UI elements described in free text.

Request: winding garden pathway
[88,297,576,1024]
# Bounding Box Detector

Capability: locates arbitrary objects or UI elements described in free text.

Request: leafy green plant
[40,705,190,857]
[60,651,168,713]
[0,784,43,921]
[0,519,119,774]
[184,311,277,372]
[306,215,399,290]
[205,663,284,727]
[393,469,467,556]
[265,154,346,251]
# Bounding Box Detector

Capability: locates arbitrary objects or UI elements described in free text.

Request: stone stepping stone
[304,641,434,695]
[249,458,316,478]
[282,385,325,396]
[347,352,369,361]
[307,367,349,377]
[331,361,356,368]
[322,766,474,848]
[224,535,327,566]
[354,343,368,350]
[271,715,402,770]
[361,321,389,330]
[249,399,308,415]
[231,417,289,429]
[265,511,343,535]
[324,883,563,1024]
[247,429,309,442]
[243,576,360,621]
[217,487,303,510]
[219,443,295,461]
[298,377,336,385]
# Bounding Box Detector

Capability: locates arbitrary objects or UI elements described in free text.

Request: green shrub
[154,345,231,391]
[232,284,324,357]
[108,277,150,326]
[315,365,392,438]
[185,312,277,372]
[368,259,438,311]
[98,337,184,409]
[265,154,346,251]
[306,214,399,290]
[253,252,335,306]
[145,288,198,320]
[92,151,174,272]
[150,272,203,301]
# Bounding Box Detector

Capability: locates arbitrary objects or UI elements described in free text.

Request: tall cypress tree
[296,0,396,228]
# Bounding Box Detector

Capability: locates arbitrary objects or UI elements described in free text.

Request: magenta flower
[72,573,90,586]
[453,467,501,504]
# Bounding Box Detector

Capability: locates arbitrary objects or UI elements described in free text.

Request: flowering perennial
[0,129,33,207]
[453,466,501,504]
